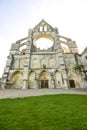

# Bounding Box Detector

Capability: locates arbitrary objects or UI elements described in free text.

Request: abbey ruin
[0,20,87,89]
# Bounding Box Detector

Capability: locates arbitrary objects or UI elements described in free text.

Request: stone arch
[68,71,80,88]
[28,71,35,88]
[34,34,54,41]
[39,70,51,88]
[19,44,26,52]
[41,58,47,68]
[8,71,23,89]
[32,58,40,68]
[33,34,54,49]
[55,70,62,88]
[49,58,55,68]
[61,43,70,53]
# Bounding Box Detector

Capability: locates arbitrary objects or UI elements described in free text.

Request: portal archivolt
[39,71,51,88]
[8,71,23,89]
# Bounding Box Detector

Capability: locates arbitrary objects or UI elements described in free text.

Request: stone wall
[1,20,87,89]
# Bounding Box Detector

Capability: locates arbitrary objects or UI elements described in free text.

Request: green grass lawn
[0,94,87,130]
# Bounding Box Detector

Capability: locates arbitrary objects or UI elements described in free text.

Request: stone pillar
[22,35,32,89]
[63,79,68,89]
[62,72,68,89]
[35,72,39,89]
[1,83,6,89]
[23,65,29,89]
[23,80,28,89]
[1,75,7,89]
[51,80,55,88]
[51,74,55,88]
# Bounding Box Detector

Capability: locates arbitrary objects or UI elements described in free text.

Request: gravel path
[0,88,87,99]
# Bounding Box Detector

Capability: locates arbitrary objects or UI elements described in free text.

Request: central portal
[39,70,51,89]
[41,79,48,88]
[69,80,75,88]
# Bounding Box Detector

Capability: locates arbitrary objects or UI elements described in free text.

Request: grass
[0,94,87,130]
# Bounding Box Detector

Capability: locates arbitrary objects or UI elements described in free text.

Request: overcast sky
[0,0,87,77]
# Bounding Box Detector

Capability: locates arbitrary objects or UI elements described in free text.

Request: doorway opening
[41,78,48,88]
[69,80,75,88]
[39,70,51,88]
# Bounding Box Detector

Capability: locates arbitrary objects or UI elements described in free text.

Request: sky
[0,0,87,77]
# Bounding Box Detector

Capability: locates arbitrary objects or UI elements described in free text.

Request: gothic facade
[1,20,87,89]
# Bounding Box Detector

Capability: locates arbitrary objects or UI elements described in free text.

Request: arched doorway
[69,80,75,88]
[68,72,80,88]
[8,71,23,89]
[39,71,51,88]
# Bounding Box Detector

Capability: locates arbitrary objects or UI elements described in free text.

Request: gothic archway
[68,71,80,88]
[8,71,23,89]
[49,58,55,68]
[41,58,47,68]
[61,43,70,53]
[39,70,51,88]
[32,58,40,68]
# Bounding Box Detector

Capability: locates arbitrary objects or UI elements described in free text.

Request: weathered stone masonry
[1,20,87,89]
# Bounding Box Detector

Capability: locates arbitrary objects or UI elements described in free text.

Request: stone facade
[1,20,87,89]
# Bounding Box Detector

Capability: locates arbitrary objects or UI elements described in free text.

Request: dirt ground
[0,88,87,99]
